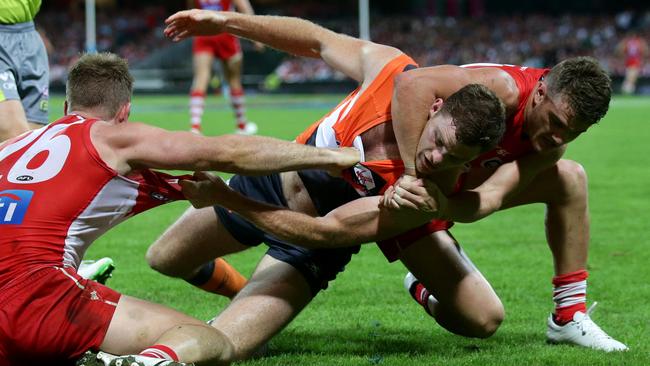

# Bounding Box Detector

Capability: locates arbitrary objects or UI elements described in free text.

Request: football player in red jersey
[617,31,648,94]
[158,9,628,357]
[0,52,359,366]
[188,0,263,135]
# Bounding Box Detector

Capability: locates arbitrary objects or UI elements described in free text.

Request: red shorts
[377,219,453,262]
[0,266,121,365]
[626,58,642,68]
[192,34,241,60]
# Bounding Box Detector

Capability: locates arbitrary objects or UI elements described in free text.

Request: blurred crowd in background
[37,4,649,85]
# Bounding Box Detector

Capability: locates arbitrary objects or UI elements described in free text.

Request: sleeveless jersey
[295,54,416,198]
[194,0,233,11]
[462,63,549,169]
[295,56,549,199]
[0,115,186,279]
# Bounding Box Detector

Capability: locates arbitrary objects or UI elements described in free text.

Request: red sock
[552,269,588,325]
[409,282,433,316]
[140,344,179,361]
[230,88,246,129]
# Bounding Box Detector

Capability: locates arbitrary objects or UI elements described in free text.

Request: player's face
[527,92,590,152]
[416,112,481,176]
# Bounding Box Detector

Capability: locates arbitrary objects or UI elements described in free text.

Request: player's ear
[116,102,131,124]
[533,81,547,106]
[428,98,444,119]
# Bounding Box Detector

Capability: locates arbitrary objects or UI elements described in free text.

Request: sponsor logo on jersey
[352,164,375,195]
[496,146,510,157]
[0,190,34,225]
[15,175,34,182]
[150,191,169,202]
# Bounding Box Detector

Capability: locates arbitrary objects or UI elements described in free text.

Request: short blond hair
[66,52,134,117]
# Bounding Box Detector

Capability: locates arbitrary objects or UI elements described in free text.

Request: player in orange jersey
[152,10,503,361]
[157,9,627,356]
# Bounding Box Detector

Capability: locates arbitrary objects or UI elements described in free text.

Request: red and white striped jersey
[194,0,233,11]
[0,115,186,279]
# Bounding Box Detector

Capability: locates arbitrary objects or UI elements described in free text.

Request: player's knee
[555,159,588,202]
[471,305,504,338]
[145,243,186,278]
[451,302,504,339]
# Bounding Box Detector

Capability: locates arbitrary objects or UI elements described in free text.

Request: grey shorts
[0,21,49,125]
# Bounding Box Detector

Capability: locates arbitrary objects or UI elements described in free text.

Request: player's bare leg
[622,66,640,94]
[497,159,627,351]
[0,100,30,142]
[147,206,249,297]
[500,159,588,276]
[189,52,213,134]
[223,54,256,135]
[399,231,504,338]
[100,295,234,365]
[209,254,313,360]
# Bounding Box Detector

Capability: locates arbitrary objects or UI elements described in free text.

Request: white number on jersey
[0,124,73,184]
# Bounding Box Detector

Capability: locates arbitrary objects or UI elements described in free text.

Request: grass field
[51,94,650,365]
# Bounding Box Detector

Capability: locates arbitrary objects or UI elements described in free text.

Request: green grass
[50,94,650,365]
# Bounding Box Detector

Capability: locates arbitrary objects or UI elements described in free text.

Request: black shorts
[214,174,360,295]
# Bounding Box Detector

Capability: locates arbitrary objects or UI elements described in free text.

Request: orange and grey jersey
[295,54,418,203]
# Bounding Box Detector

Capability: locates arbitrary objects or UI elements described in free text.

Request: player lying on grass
[153,9,628,355]
[0,52,359,366]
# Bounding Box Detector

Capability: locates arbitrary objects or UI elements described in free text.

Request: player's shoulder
[463,65,520,109]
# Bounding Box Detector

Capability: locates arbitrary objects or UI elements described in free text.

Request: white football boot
[236,121,258,135]
[546,302,628,352]
[78,257,115,284]
[76,351,192,366]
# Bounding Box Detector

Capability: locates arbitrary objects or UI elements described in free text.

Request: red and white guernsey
[462,63,549,169]
[0,115,186,280]
[195,0,233,11]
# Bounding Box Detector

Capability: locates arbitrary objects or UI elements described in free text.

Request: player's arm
[92,122,359,176]
[181,172,431,248]
[231,0,265,50]
[391,66,474,174]
[395,147,565,222]
[164,9,402,83]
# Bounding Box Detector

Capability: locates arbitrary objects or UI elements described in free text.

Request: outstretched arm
[164,10,402,83]
[231,0,265,50]
[92,122,359,176]
[181,172,433,248]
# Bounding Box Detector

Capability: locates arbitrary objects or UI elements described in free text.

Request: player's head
[526,56,611,151]
[66,52,134,123]
[416,84,506,176]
